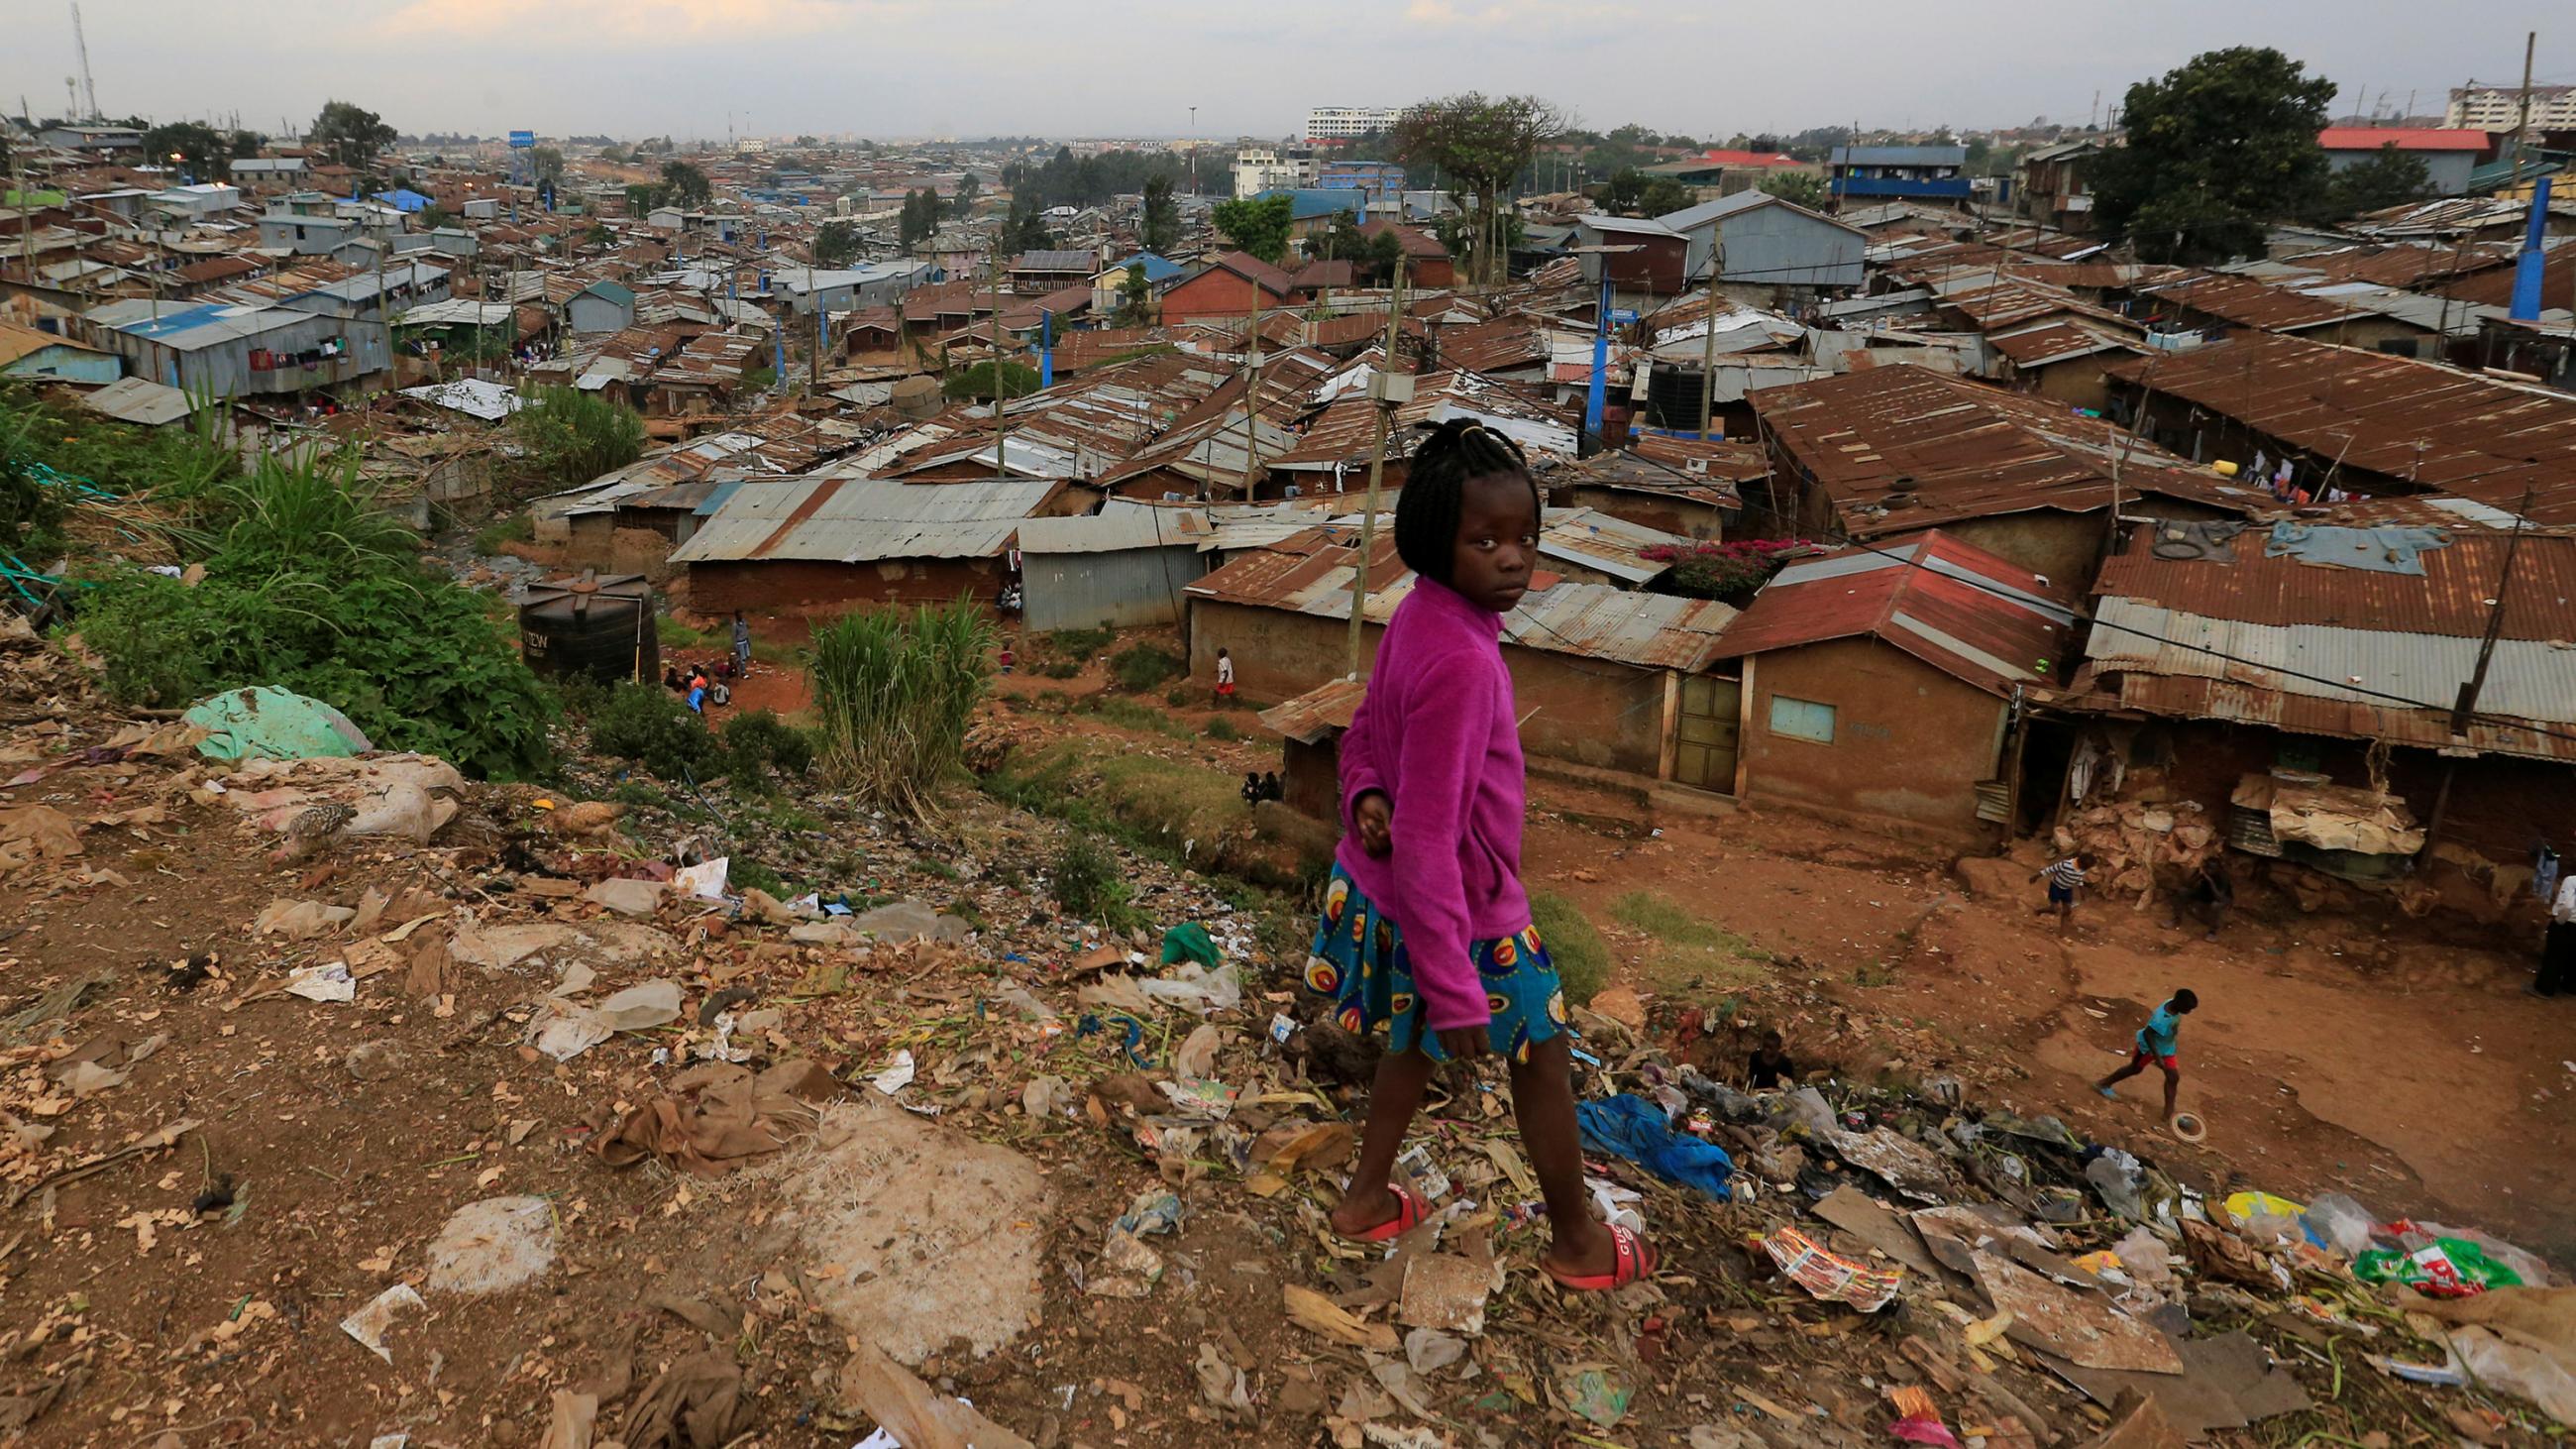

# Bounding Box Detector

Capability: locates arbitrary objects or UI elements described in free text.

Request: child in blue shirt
[2097,988,2198,1118]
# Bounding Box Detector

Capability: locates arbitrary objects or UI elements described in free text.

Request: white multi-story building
[1306,106,1403,142]
[1232,145,1319,199]
[2446,84,2576,132]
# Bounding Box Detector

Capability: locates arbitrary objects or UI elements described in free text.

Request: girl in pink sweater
[1303,418,1656,1291]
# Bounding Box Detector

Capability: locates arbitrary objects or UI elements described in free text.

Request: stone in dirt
[425,1195,558,1295]
[783,1097,1051,1366]
[345,1041,406,1082]
[1399,1253,1497,1336]
[1588,983,1648,1033]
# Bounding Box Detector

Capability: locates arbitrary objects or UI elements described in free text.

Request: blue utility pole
[1584,272,1613,443]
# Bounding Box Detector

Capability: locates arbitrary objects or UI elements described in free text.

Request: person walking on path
[2538,875,2576,998]
[2097,989,2198,1120]
[2033,852,2093,936]
[1305,418,1654,1292]
[730,612,752,676]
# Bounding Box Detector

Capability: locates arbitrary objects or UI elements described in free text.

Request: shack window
[1768,695,1837,744]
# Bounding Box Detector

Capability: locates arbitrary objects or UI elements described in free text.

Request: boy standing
[1214,647,1236,706]
[2097,989,2198,1119]
[731,612,752,675]
[2033,852,2094,935]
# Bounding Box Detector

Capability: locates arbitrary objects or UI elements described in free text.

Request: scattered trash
[339,1283,426,1364]
[1762,1227,1905,1312]
[254,898,356,941]
[2355,1236,2523,1296]
[281,961,356,1002]
[1393,1142,1451,1201]
[593,1059,840,1176]
[1576,1093,1735,1199]
[872,1050,916,1096]
[529,999,613,1061]
[584,876,667,917]
[596,979,683,1032]
[1114,1189,1182,1238]
[425,1195,557,1295]
[835,1342,1034,1449]
[1159,921,1221,969]
[183,685,372,761]
[1400,1253,1497,1335]
[1555,1363,1633,1428]
[673,856,729,901]
[1194,1342,1255,1424]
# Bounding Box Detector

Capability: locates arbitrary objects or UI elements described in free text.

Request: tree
[144,121,234,180]
[1114,263,1153,326]
[2326,145,2434,219]
[956,171,983,212]
[1007,200,1054,255]
[2089,47,2336,264]
[900,188,940,247]
[659,161,712,208]
[814,219,864,267]
[309,100,396,177]
[600,143,630,164]
[530,146,565,184]
[418,205,453,231]
[229,129,265,161]
[1601,167,1687,217]
[1211,192,1294,265]
[1393,92,1569,285]
[1140,174,1179,253]
[1760,172,1830,209]
[583,221,615,250]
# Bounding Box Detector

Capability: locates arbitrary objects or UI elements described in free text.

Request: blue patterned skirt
[1303,864,1567,1062]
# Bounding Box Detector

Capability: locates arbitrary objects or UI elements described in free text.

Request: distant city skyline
[7,0,2573,145]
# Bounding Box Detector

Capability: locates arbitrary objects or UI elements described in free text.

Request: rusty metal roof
[1259,677,1369,742]
[669,473,1061,563]
[1707,530,2078,696]
[1270,369,1580,470]
[1186,525,1737,669]
[2101,331,2576,524]
[2140,271,2357,332]
[1988,317,2142,369]
[2096,523,2576,637]
[1752,364,2250,539]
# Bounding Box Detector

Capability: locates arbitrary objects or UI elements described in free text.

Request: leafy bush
[1529,892,1611,1007]
[941,361,1040,401]
[1083,696,1192,739]
[78,569,552,779]
[1045,625,1114,661]
[1038,658,1081,679]
[730,858,788,897]
[1642,538,1813,600]
[807,601,995,821]
[0,390,70,560]
[1165,685,1192,708]
[1110,643,1183,693]
[589,682,726,782]
[1204,717,1240,741]
[1050,836,1140,930]
[510,384,645,489]
[722,708,814,780]
[211,450,419,576]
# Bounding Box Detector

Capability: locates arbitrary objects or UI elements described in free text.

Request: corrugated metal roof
[1259,677,1368,742]
[1988,318,2139,369]
[2094,524,2576,639]
[1537,507,1688,585]
[1018,502,1212,554]
[1186,526,1736,669]
[2072,671,2576,763]
[76,376,196,426]
[1707,530,2077,697]
[671,474,1061,564]
[1752,363,2250,539]
[2101,331,2576,525]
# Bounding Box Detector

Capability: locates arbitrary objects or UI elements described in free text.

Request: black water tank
[518,571,660,685]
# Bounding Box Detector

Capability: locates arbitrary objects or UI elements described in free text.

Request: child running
[2097,988,2198,1119]
[1305,418,1654,1291]
[2032,851,2094,936]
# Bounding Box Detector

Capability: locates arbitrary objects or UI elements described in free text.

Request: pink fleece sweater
[1335,577,1532,1030]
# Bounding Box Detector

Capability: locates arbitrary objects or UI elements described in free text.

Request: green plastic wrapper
[2354,1237,2523,1297]
[1159,922,1221,969]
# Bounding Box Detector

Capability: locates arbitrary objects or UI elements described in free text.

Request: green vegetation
[814,220,864,267]
[1211,192,1295,265]
[1046,625,1115,660]
[720,708,815,783]
[1529,892,1610,1006]
[53,412,552,779]
[1083,696,1194,740]
[983,737,1255,874]
[807,601,995,821]
[730,857,788,897]
[659,161,712,207]
[1204,717,1239,742]
[1760,172,1830,210]
[1109,642,1183,693]
[1611,889,1771,991]
[1599,167,1690,218]
[1049,836,1142,931]
[1392,94,1568,286]
[510,385,645,490]
[588,682,727,782]
[475,511,534,555]
[942,361,1040,402]
[2089,47,2336,263]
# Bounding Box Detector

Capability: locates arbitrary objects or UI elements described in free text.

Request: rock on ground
[784,1098,1051,1366]
[425,1195,558,1295]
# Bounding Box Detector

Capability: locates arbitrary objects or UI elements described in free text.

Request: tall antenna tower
[69,2,99,121]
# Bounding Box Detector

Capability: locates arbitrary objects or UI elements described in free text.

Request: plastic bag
[2449,1326,2576,1424]
[2354,1237,2523,1297]
[2226,1189,2311,1247]
[1133,962,1241,1015]
[1159,922,1221,969]
[2086,1148,2145,1220]
[2302,1192,2379,1260]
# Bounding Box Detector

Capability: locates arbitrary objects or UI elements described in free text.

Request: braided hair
[1393,417,1539,586]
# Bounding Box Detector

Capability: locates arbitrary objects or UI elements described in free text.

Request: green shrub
[807,601,995,821]
[1050,836,1140,930]
[1083,696,1193,739]
[475,512,534,554]
[510,384,646,488]
[722,708,814,779]
[1038,658,1081,679]
[1045,625,1114,661]
[549,674,613,722]
[1109,643,1183,693]
[1165,685,1192,708]
[942,360,1039,401]
[1611,889,1771,990]
[589,682,727,782]
[1204,717,1240,741]
[1530,892,1611,1006]
[730,858,788,897]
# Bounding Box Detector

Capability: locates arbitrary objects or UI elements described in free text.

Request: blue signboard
[1609,308,1639,324]
[508,130,536,149]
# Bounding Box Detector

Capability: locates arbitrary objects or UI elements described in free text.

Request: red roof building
[1158,251,1298,325]
[1705,530,2077,836]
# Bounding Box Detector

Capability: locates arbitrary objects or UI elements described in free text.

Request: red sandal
[1544,1223,1659,1291]
[1338,1183,1431,1243]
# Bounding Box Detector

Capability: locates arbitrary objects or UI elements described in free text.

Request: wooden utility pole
[990,239,1009,482]
[2428,475,2542,846]
[1238,264,1264,496]
[1346,257,1408,676]
[2515,31,2538,194]
[1697,252,1723,439]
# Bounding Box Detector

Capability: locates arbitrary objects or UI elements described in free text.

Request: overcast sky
[10,0,2574,143]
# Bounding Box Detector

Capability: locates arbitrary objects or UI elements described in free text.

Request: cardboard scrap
[1763,1227,1904,1312]
[1812,1185,1947,1279]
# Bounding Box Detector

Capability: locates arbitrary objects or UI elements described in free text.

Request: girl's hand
[1436,1025,1490,1059]
[1354,791,1393,857]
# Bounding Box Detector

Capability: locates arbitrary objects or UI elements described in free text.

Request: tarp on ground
[182,686,374,761]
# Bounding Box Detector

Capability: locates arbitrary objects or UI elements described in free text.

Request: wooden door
[1673,675,1739,794]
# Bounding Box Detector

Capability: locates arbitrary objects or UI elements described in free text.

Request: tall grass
[807,601,996,822]
[212,450,419,576]
[511,384,646,488]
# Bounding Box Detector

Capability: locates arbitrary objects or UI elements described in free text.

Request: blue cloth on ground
[1574,1093,1735,1200]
